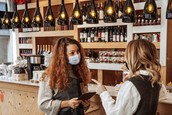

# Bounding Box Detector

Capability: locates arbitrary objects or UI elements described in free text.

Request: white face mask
[68,54,81,65]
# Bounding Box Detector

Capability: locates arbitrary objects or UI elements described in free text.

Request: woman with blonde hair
[92,39,163,115]
[38,37,90,115]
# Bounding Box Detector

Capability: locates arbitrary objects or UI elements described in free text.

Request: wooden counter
[0,78,43,115]
[0,77,172,115]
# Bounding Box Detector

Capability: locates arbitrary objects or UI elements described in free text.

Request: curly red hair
[45,37,91,90]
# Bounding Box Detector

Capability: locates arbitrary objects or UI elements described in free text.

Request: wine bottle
[156,9,161,25]
[98,27,102,42]
[166,0,172,19]
[115,0,119,19]
[99,2,104,20]
[105,27,109,42]
[37,45,40,54]
[94,28,99,42]
[113,27,116,42]
[109,27,113,42]
[90,28,95,42]
[143,0,157,20]
[82,3,87,21]
[101,27,105,42]
[122,0,135,23]
[83,28,88,42]
[118,0,123,19]
[87,28,91,42]
[80,29,84,42]
[116,26,120,42]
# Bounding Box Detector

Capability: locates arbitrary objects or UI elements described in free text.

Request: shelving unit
[87,63,124,71]
[18,30,75,37]
[81,42,127,49]
[18,44,33,49]
[11,0,172,84]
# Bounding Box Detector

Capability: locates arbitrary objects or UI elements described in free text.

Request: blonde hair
[125,39,161,85]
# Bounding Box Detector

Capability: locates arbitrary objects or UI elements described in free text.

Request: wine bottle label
[105,32,108,42]
[87,37,91,42]
[83,33,87,39]
[101,32,105,41]
[113,35,116,42]
[116,35,120,42]
[118,11,123,18]
[83,16,86,21]
[99,10,104,20]
[91,33,94,38]
[80,33,84,39]
[94,37,98,42]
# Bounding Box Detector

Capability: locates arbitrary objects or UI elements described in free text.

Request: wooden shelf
[87,63,123,71]
[81,42,127,49]
[81,42,160,49]
[17,0,75,10]
[133,25,161,33]
[18,30,75,37]
[134,1,162,10]
[19,44,33,49]
[77,19,130,29]
[20,54,32,57]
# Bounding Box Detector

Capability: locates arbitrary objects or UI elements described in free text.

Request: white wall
[0,37,9,63]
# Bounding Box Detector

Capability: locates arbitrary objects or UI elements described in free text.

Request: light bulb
[25,17,29,22]
[36,15,41,22]
[90,9,96,18]
[48,15,53,21]
[5,19,9,24]
[74,11,80,18]
[60,12,66,19]
[107,6,114,15]
[14,16,19,22]
[126,7,133,14]
[147,4,154,13]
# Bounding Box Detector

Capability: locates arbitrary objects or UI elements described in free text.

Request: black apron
[52,77,84,115]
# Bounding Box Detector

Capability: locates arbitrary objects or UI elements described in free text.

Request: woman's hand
[68,98,81,109]
[91,79,107,95]
[61,98,81,109]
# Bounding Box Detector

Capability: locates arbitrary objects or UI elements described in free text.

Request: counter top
[0,76,39,87]
[0,76,171,104]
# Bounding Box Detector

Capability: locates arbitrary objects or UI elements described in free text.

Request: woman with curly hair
[38,37,91,115]
[92,39,164,115]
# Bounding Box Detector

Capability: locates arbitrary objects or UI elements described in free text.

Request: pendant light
[143,0,157,20]
[122,0,135,23]
[85,0,99,24]
[11,1,21,28]
[32,0,43,28]
[44,0,55,27]
[1,3,11,29]
[104,0,116,23]
[166,0,172,19]
[71,0,83,25]
[21,0,31,28]
[57,0,69,25]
